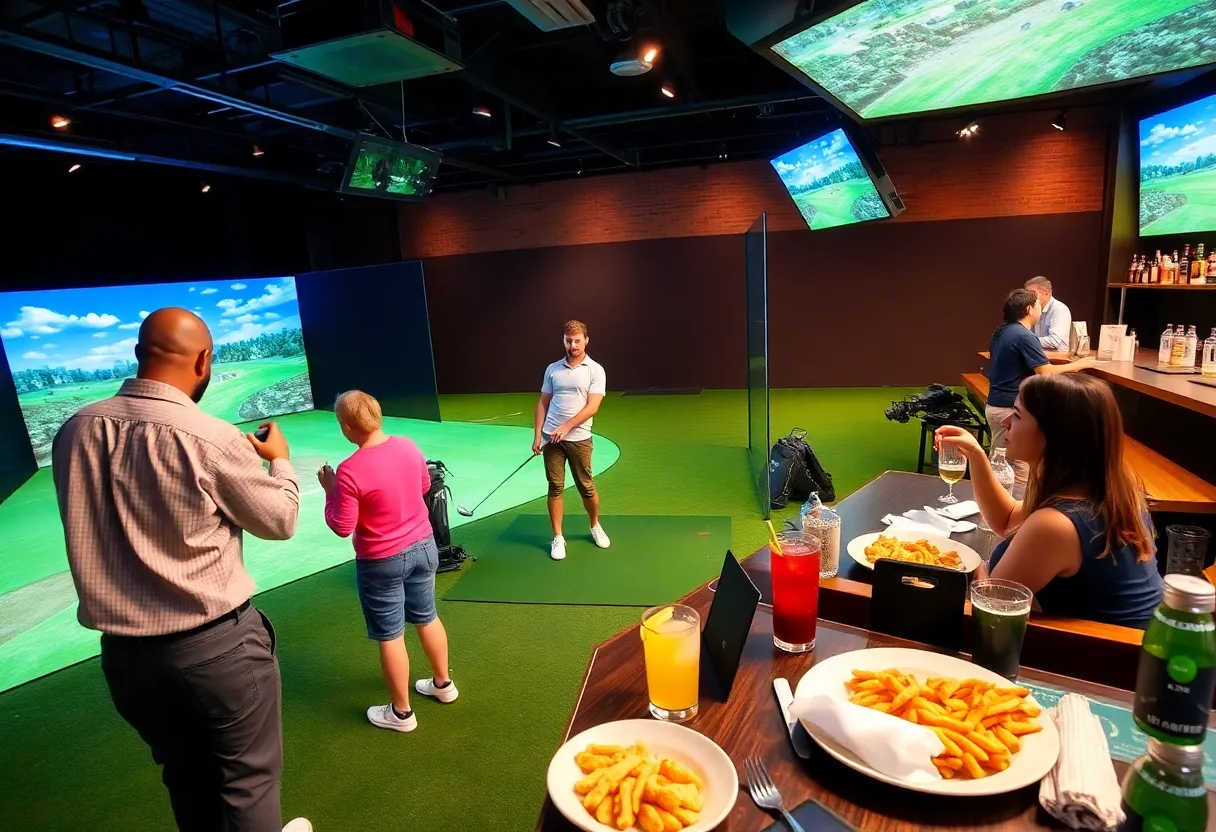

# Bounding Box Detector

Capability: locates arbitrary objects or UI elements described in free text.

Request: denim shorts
[355,537,439,641]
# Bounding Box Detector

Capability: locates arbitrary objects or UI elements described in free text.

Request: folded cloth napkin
[1038,694,1125,831]
[790,693,945,783]
[936,500,980,520]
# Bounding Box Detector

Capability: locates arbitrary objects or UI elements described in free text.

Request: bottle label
[1135,767,1208,799]
[1134,652,1216,740]
[1154,610,1216,633]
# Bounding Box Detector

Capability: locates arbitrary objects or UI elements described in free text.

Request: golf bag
[768,428,836,509]
[425,461,470,573]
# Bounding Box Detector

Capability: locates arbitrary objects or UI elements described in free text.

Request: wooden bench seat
[961,372,1216,514]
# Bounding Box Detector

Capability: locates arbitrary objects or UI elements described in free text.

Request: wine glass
[938,443,967,504]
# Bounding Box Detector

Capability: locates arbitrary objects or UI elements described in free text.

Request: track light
[473,106,492,119]
[1051,111,1067,131]
[200,182,211,193]
[68,163,81,173]
[252,144,265,156]
[547,126,561,148]
[660,84,675,99]
[51,114,71,130]
[547,138,562,148]
[956,121,980,138]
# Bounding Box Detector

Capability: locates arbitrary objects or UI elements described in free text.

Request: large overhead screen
[1139,89,1216,236]
[769,0,1216,120]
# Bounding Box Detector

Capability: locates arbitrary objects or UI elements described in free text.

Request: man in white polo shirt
[533,320,609,561]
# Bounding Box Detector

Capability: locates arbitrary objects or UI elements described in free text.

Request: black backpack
[768,428,836,509]
[425,461,471,573]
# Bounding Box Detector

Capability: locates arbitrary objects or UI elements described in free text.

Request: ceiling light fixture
[252,144,265,156]
[1051,111,1068,131]
[51,114,71,129]
[68,163,81,173]
[643,46,659,64]
[611,43,660,76]
[200,182,212,193]
[661,84,675,99]
[547,126,562,148]
[956,121,979,138]
[473,106,492,119]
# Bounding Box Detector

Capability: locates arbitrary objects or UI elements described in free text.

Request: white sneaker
[550,536,567,561]
[415,677,459,703]
[590,524,611,549]
[283,819,313,832]
[366,704,417,733]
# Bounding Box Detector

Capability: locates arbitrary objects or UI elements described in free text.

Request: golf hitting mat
[443,514,731,606]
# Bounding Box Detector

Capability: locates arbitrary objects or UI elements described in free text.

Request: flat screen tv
[1139,90,1216,236]
[340,136,441,201]
[770,128,895,231]
[0,276,313,466]
[769,0,1216,121]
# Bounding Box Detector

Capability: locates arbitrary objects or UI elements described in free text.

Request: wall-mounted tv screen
[340,136,441,201]
[0,276,313,466]
[770,0,1216,121]
[1139,90,1216,236]
[770,128,892,231]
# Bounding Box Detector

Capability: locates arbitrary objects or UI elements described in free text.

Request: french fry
[912,696,949,717]
[851,669,881,680]
[673,807,700,826]
[637,804,665,832]
[652,807,683,832]
[961,753,986,779]
[578,752,616,773]
[915,709,973,734]
[575,767,606,794]
[942,728,990,762]
[986,697,1022,716]
[932,727,964,757]
[584,754,640,811]
[933,755,963,771]
[596,795,615,825]
[617,777,636,830]
[659,759,704,789]
[1005,720,1043,736]
[589,744,627,756]
[632,762,656,815]
[982,754,1011,773]
[995,686,1030,698]
[994,725,1022,754]
[890,683,921,712]
[968,730,1008,756]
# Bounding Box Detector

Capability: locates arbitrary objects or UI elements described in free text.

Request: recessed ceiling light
[252,144,265,156]
[68,163,81,173]
[1051,111,1067,131]
[661,85,675,99]
[956,121,979,138]
[473,106,492,119]
[547,138,562,148]
[200,183,212,193]
[51,114,71,129]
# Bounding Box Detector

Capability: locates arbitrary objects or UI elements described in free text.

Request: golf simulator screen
[340,136,441,201]
[1139,90,1216,236]
[769,0,1216,120]
[770,129,891,231]
[0,276,314,466]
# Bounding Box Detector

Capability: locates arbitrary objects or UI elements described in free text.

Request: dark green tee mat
[444,515,732,606]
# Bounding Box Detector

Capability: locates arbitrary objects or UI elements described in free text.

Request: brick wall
[400,108,1111,259]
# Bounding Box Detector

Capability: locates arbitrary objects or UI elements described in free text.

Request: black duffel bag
[768,428,836,509]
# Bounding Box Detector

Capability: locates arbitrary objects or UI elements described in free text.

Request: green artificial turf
[0,387,923,832]
[445,515,732,606]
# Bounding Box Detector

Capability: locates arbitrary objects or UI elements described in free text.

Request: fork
[743,757,806,832]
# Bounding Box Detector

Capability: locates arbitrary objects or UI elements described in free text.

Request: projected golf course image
[771,129,890,230]
[773,0,1216,120]
[1140,92,1216,235]
[0,276,313,465]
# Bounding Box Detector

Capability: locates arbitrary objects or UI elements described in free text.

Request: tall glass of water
[938,443,967,504]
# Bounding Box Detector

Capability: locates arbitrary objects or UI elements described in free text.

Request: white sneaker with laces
[283,819,313,832]
[415,677,459,703]
[590,524,611,549]
[366,704,417,733]
[550,536,567,561]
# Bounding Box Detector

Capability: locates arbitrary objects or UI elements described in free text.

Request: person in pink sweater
[318,390,458,733]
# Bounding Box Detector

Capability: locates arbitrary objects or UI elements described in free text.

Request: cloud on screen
[215,315,296,345]
[1142,122,1200,148]
[3,306,120,336]
[231,283,247,290]
[771,130,856,188]
[23,351,47,360]
[62,337,138,370]
[216,279,296,318]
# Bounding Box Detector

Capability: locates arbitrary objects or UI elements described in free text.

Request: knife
[773,678,812,759]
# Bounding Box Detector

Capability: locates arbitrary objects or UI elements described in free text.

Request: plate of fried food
[794,648,1060,796]
[546,719,737,832]
[846,531,983,573]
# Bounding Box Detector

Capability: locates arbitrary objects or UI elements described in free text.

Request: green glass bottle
[1133,575,1216,745]
[1120,740,1207,832]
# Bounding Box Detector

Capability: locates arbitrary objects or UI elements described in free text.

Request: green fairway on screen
[0,277,314,466]
[772,0,1216,120]
[770,129,891,231]
[1140,90,1216,235]
[345,138,439,198]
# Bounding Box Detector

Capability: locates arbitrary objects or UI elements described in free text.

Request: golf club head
[456,505,474,517]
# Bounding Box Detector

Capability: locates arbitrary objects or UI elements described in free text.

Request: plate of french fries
[546,719,737,832]
[793,648,1060,796]
[846,531,983,573]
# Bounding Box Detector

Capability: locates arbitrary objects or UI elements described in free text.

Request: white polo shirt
[541,356,606,443]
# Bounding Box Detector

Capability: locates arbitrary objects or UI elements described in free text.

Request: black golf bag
[768,428,836,509]
[425,460,471,573]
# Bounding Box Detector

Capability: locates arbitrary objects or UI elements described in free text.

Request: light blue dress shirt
[1032,297,1072,351]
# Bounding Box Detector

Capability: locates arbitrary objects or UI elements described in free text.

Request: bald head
[136,308,214,402]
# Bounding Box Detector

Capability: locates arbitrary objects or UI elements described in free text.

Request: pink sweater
[324,436,433,560]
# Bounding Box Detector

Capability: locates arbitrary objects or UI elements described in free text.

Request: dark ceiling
[0,0,844,192]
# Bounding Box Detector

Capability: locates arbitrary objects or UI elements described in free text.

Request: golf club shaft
[468,452,538,514]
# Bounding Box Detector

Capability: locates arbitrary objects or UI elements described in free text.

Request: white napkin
[790,693,945,783]
[1038,694,1125,831]
[936,500,980,520]
[881,514,949,538]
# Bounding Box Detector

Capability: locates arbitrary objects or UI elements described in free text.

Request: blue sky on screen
[1141,91,1216,168]
[770,129,860,189]
[0,276,300,372]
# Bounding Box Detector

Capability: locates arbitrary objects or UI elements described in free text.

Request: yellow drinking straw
[765,520,783,555]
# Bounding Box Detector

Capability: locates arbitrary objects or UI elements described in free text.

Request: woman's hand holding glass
[934,425,986,460]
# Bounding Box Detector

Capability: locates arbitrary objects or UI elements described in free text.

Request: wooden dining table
[535,473,1216,830]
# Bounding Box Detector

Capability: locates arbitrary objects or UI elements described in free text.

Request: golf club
[457,450,541,517]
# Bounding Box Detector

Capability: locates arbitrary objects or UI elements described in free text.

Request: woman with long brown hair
[936,373,1163,628]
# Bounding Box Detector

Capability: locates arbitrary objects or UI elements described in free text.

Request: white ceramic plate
[794,647,1060,796]
[847,530,984,573]
[546,719,737,832]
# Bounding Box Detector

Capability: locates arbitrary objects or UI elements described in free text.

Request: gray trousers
[100,604,283,832]
[985,404,1029,500]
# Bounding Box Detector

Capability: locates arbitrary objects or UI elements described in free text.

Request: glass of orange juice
[641,604,700,723]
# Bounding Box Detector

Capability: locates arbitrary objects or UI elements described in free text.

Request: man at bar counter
[987,288,1093,495]
[1025,276,1072,351]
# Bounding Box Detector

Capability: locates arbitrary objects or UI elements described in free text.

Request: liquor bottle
[1128,254,1140,284]
[1120,740,1208,832]
[1141,255,1150,284]
[1184,326,1199,368]
[1195,243,1207,283]
[1160,323,1175,366]
[1170,325,1187,366]
[1170,249,1182,284]
[1208,248,1216,283]
[1203,329,1216,377]
[1151,251,1161,283]
[1179,244,1191,281]
[1129,328,1139,354]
